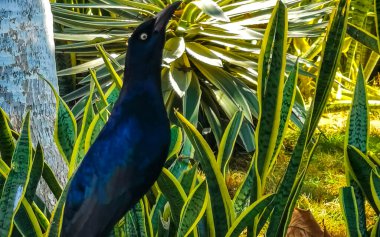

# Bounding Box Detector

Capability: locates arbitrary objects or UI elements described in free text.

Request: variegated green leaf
[181,72,201,158]
[254,0,286,185]
[177,181,208,237]
[42,162,63,200]
[346,23,380,54]
[308,0,350,138]
[371,217,380,237]
[180,165,197,195]
[163,37,186,64]
[46,179,71,237]
[96,44,123,89]
[217,110,243,177]
[69,82,95,176]
[340,186,362,237]
[157,168,187,225]
[24,144,44,203]
[168,126,183,159]
[192,0,229,22]
[186,42,223,67]
[346,66,369,153]
[269,62,298,173]
[192,61,251,122]
[0,108,15,165]
[370,170,380,210]
[42,76,77,165]
[226,194,274,237]
[347,145,379,214]
[266,107,312,237]
[176,111,234,237]
[0,112,32,237]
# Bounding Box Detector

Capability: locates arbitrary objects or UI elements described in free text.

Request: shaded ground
[227,111,380,236]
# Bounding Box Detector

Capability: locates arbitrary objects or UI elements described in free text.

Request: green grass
[227,112,380,236]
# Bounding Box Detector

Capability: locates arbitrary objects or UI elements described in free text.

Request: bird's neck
[118,65,163,102]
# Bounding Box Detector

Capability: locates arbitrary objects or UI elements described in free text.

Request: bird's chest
[105,100,169,164]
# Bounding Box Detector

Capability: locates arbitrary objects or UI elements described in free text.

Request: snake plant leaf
[266,103,312,237]
[176,111,234,237]
[143,196,154,237]
[124,199,153,237]
[0,108,15,165]
[340,186,362,237]
[14,201,44,237]
[192,0,229,22]
[31,202,49,232]
[276,137,320,237]
[268,61,298,174]
[89,68,109,109]
[69,82,95,176]
[24,144,44,203]
[0,112,32,237]
[371,216,380,237]
[226,194,274,237]
[84,106,109,152]
[217,110,243,177]
[346,66,369,153]
[346,23,380,54]
[42,77,77,166]
[346,145,380,214]
[308,0,350,139]
[42,162,63,200]
[370,170,380,211]
[157,168,187,226]
[105,84,120,105]
[177,181,208,237]
[254,0,286,184]
[232,162,254,216]
[180,165,197,195]
[149,193,167,235]
[46,179,72,237]
[163,37,186,64]
[0,160,43,237]
[168,125,183,159]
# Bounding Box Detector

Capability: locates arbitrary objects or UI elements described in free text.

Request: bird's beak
[154,1,181,32]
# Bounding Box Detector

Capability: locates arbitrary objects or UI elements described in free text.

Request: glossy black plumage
[61,3,180,236]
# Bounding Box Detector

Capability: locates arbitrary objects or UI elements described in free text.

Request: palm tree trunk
[0,0,66,208]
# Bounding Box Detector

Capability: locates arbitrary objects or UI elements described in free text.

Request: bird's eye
[140,33,148,40]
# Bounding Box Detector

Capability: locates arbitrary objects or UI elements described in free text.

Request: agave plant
[51,0,342,154]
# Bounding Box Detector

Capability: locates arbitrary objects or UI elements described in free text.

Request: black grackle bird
[61,2,181,236]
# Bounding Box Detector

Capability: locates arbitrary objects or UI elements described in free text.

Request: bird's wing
[62,115,141,235]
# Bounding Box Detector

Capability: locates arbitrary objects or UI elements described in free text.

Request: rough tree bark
[0,0,67,207]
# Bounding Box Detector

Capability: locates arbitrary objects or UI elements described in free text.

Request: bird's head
[126,2,181,70]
